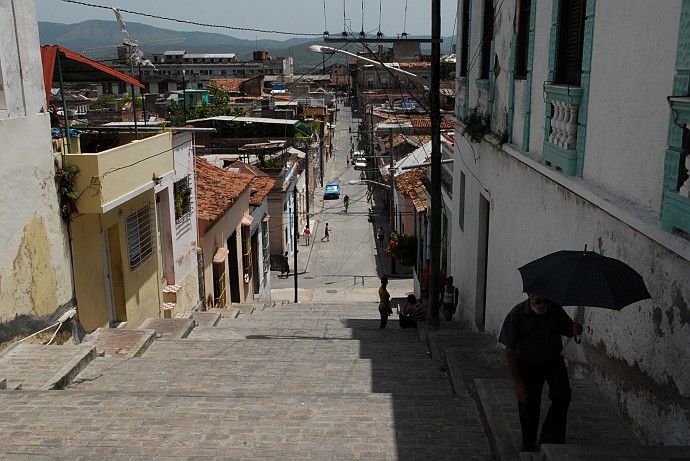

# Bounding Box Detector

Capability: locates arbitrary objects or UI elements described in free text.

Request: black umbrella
[518,249,651,309]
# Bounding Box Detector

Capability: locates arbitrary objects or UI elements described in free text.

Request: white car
[353,158,367,170]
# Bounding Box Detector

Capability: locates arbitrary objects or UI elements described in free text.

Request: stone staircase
[2,303,688,460]
[0,302,494,460]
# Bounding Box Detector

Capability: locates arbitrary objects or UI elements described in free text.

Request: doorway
[475,195,490,331]
[105,224,127,325]
[227,232,240,303]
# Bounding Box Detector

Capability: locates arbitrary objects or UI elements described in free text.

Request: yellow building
[64,132,174,332]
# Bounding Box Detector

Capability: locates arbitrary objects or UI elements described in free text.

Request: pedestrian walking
[377,226,385,247]
[343,195,349,212]
[378,277,392,329]
[321,223,331,242]
[280,251,290,277]
[440,276,459,321]
[498,294,583,452]
[303,225,311,245]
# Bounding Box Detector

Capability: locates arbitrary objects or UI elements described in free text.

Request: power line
[60,0,323,37]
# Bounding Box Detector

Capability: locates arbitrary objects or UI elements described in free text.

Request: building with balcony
[452,0,690,444]
[64,132,177,331]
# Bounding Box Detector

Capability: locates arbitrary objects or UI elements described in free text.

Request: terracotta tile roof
[227,161,269,177]
[194,156,253,223]
[226,161,276,206]
[248,176,276,206]
[410,186,428,212]
[411,118,455,131]
[439,80,456,91]
[394,168,426,196]
[209,78,252,92]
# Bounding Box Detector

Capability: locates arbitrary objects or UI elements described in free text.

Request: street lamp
[348,179,390,188]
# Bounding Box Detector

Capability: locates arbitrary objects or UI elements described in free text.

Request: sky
[35,0,459,43]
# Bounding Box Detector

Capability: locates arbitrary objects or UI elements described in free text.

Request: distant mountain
[38,20,453,72]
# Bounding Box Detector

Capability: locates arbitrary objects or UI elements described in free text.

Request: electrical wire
[60,0,322,37]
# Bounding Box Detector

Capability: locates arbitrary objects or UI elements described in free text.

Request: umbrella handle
[574,335,581,344]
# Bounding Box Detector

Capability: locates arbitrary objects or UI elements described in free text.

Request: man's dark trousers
[516,355,571,452]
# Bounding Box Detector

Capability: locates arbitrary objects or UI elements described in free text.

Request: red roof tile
[395,169,427,196]
[194,156,253,223]
[209,78,252,93]
[226,161,276,206]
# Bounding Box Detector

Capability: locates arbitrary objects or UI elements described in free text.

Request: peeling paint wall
[0,0,73,325]
[453,0,689,444]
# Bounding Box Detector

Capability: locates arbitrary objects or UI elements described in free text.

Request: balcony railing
[456,77,468,119]
[476,79,490,115]
[542,84,583,175]
[64,132,174,214]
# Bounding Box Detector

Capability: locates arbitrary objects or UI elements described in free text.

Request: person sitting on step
[399,294,427,329]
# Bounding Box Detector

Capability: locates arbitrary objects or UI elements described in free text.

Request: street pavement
[272,99,409,306]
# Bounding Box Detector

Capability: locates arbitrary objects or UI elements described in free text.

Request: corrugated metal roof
[187,116,300,125]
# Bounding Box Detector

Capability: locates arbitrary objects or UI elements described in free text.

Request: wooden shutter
[480,0,494,80]
[556,0,586,85]
[460,0,470,77]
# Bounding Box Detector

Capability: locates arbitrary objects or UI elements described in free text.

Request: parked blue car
[324,182,340,199]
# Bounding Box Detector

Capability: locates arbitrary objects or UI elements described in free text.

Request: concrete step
[69,355,454,396]
[0,390,493,459]
[540,444,690,460]
[0,343,96,390]
[138,318,194,339]
[144,337,431,361]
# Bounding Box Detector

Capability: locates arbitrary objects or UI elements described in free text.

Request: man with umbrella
[499,293,583,452]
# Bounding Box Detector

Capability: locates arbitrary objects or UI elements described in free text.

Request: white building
[0,0,73,325]
[452,0,690,444]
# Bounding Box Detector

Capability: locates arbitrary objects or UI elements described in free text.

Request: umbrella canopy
[518,250,651,310]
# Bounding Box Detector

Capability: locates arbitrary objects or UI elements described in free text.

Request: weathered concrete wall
[0,0,73,327]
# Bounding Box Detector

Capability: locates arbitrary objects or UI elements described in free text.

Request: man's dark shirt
[499,299,574,364]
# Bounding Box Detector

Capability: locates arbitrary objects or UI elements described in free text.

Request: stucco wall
[72,191,161,332]
[583,0,679,212]
[452,135,690,444]
[0,0,73,323]
[200,191,250,308]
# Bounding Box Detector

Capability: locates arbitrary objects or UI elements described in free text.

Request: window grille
[241,226,252,283]
[262,222,270,274]
[213,262,227,308]
[173,176,192,220]
[126,205,154,269]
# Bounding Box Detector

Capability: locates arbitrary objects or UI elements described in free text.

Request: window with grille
[480,0,494,80]
[126,205,154,269]
[173,176,192,220]
[555,0,586,86]
[213,261,227,308]
[241,226,252,283]
[459,0,470,77]
[262,221,270,274]
[515,0,531,79]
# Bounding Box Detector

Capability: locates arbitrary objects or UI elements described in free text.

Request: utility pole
[319,136,324,186]
[388,127,396,274]
[305,141,311,229]
[428,0,442,327]
[293,185,299,303]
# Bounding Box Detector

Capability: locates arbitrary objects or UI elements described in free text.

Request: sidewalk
[416,321,690,461]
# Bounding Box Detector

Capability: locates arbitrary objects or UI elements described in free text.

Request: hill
[38,20,452,72]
